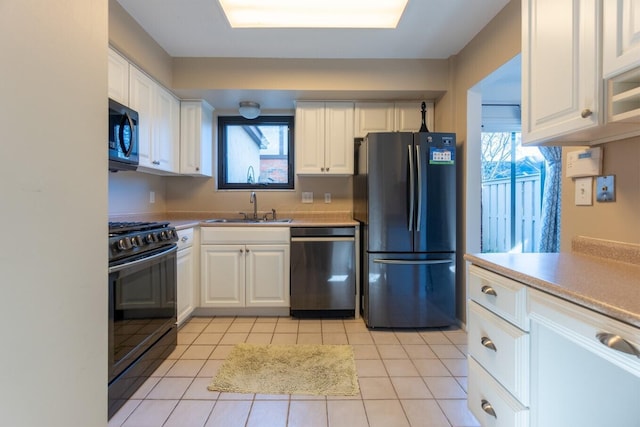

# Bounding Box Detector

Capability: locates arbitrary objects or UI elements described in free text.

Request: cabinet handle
[596,332,640,358]
[481,285,497,296]
[481,336,497,352]
[240,249,244,253]
[326,167,330,172]
[246,248,250,253]
[181,236,188,242]
[196,167,200,171]
[581,108,593,118]
[321,167,325,172]
[481,399,497,418]
[152,160,160,165]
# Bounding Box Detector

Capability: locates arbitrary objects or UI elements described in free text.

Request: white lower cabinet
[468,263,640,427]
[467,265,530,426]
[176,228,197,325]
[467,357,529,427]
[528,288,640,427]
[200,227,290,308]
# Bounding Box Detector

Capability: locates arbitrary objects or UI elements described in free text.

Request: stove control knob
[160,231,168,241]
[131,236,144,247]
[145,234,156,243]
[117,238,133,251]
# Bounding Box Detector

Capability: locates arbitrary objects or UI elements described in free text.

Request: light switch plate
[574,177,592,206]
[596,175,615,202]
[301,192,313,203]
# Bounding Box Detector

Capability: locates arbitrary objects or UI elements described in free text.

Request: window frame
[217,115,295,190]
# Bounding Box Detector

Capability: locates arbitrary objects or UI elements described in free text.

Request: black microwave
[109,98,139,172]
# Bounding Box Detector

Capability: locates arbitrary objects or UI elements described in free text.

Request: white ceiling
[115,0,519,110]
[116,0,510,59]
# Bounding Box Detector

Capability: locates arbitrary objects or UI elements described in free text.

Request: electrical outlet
[301,192,313,203]
[574,177,592,206]
[324,193,331,203]
[149,191,155,204]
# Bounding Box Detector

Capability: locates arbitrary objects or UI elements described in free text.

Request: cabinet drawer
[469,265,528,330]
[176,228,194,250]
[468,356,529,427]
[468,301,529,405]
[201,227,289,244]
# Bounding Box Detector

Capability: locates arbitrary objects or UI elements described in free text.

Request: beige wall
[561,136,640,249]
[2,1,108,425]
[108,0,173,87]
[173,57,449,93]
[440,0,522,322]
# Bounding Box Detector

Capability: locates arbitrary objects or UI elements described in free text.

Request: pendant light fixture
[239,101,261,119]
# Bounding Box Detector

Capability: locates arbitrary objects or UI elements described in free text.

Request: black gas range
[108,221,178,265]
[107,221,178,419]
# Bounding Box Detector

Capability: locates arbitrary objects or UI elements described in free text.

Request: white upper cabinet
[129,66,179,173]
[354,101,435,138]
[522,0,640,145]
[354,102,395,136]
[522,0,600,144]
[603,0,640,78]
[107,48,129,106]
[394,101,435,133]
[180,100,214,176]
[295,101,354,175]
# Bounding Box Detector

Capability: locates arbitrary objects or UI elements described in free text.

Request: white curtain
[538,146,562,252]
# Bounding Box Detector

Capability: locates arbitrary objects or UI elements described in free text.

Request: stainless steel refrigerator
[353,132,456,328]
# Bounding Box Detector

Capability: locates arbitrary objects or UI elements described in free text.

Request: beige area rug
[208,343,360,396]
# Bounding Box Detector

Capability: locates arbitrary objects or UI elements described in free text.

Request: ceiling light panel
[218,0,408,28]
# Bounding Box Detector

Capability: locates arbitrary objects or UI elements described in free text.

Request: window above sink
[217,115,295,190]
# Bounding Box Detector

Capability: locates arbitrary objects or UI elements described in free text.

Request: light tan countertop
[464,248,640,329]
[109,212,359,231]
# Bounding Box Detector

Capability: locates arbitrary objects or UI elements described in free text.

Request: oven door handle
[108,244,177,273]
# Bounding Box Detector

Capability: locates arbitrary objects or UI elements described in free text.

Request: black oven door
[108,244,177,383]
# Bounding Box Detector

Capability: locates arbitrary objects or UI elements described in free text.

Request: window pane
[218,116,294,190]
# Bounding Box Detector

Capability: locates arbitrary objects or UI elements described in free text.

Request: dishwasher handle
[291,237,355,243]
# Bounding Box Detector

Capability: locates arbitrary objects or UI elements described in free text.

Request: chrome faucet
[250,191,258,219]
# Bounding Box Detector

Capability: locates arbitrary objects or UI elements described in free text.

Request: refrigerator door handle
[373,259,452,265]
[407,144,415,231]
[415,144,423,232]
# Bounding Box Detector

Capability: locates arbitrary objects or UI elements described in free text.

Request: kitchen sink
[202,218,293,224]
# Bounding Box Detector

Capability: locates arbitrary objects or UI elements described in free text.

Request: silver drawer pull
[481,285,497,296]
[481,399,497,418]
[596,332,640,358]
[481,336,497,352]
[181,236,189,242]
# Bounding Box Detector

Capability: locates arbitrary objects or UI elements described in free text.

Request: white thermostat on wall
[566,147,602,178]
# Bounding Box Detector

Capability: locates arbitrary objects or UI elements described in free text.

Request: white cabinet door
[603,0,640,78]
[129,66,179,173]
[324,102,354,175]
[295,102,325,174]
[201,245,245,307]
[394,101,435,133]
[108,48,129,106]
[180,100,214,176]
[522,0,600,144]
[354,102,395,138]
[245,244,290,307]
[529,288,640,427]
[129,67,155,168]
[154,86,180,173]
[177,246,195,325]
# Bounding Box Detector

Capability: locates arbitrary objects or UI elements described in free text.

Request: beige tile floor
[108,316,479,427]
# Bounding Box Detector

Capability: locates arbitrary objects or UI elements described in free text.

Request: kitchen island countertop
[464,251,640,329]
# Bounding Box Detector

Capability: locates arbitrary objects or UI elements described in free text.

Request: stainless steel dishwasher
[290,227,356,317]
